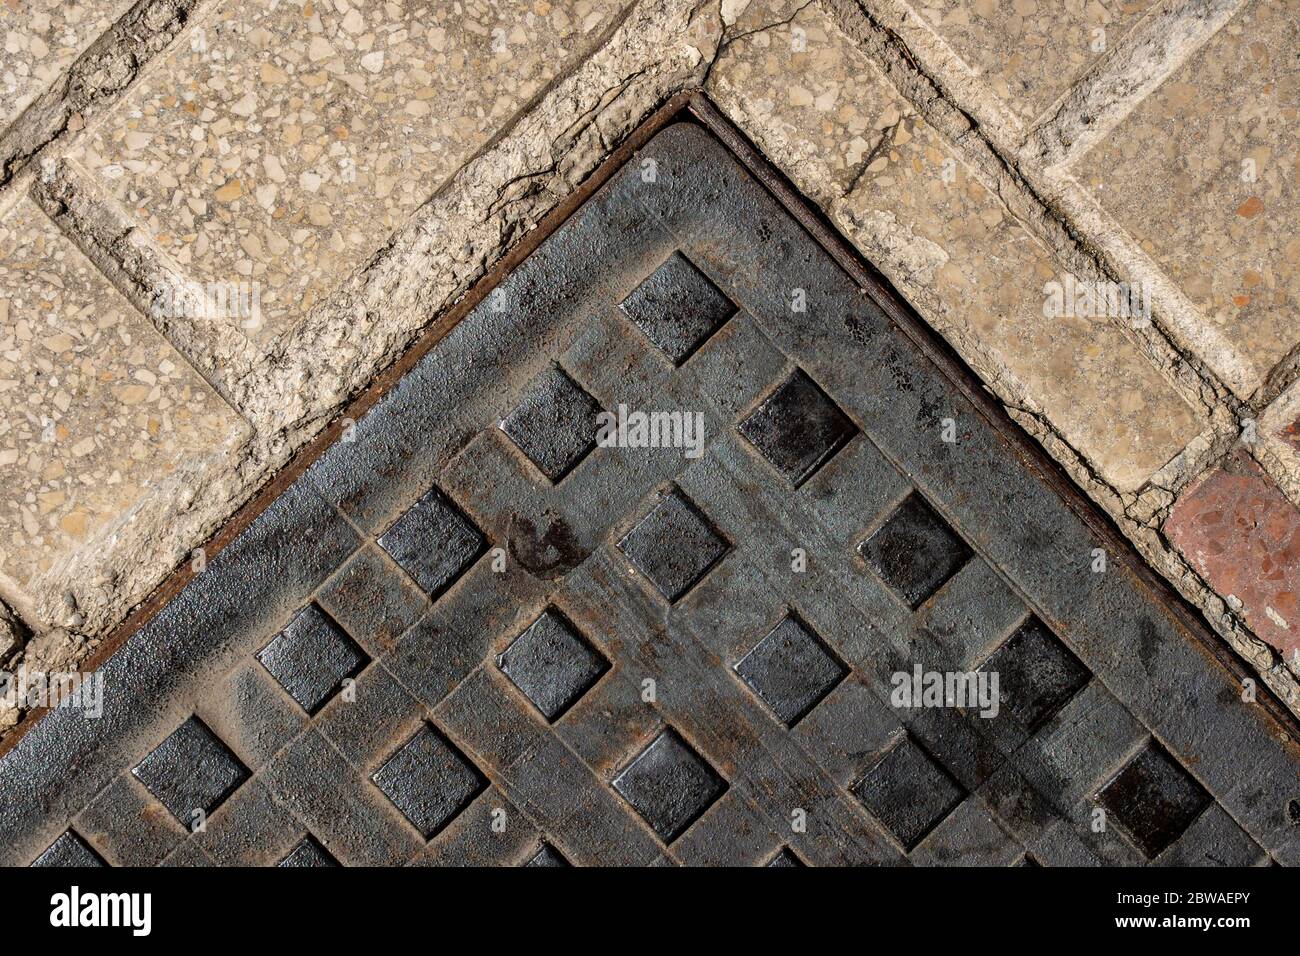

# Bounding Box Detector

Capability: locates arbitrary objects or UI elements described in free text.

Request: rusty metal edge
[679,93,1299,742]
[4,88,1293,762]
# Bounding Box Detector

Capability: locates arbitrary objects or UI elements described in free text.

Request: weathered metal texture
[2,117,1297,867]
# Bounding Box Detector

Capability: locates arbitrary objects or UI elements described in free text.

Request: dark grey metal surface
[2,122,1297,867]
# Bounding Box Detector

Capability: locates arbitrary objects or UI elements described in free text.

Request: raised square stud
[766,847,805,867]
[1095,740,1211,859]
[851,735,964,850]
[617,487,730,602]
[619,251,737,365]
[859,493,972,609]
[132,717,250,825]
[277,834,339,867]
[735,614,847,727]
[524,843,571,867]
[499,364,604,481]
[738,369,857,487]
[257,604,369,714]
[977,617,1090,733]
[372,723,487,839]
[612,728,726,843]
[378,486,485,600]
[31,830,106,867]
[497,608,609,722]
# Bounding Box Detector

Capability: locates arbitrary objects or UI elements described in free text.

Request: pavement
[4,122,1294,866]
[0,0,1296,732]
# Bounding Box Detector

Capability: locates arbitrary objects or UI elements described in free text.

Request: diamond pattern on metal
[2,119,1296,868]
[1095,741,1212,859]
[851,734,965,851]
[525,843,571,867]
[132,717,249,825]
[766,847,805,867]
[278,834,339,867]
[619,251,737,365]
[738,368,857,487]
[499,364,605,482]
[977,617,1090,734]
[617,487,730,603]
[497,607,609,722]
[612,728,727,844]
[735,613,847,727]
[371,723,487,839]
[258,604,370,715]
[377,486,485,599]
[859,493,972,609]
[31,830,106,868]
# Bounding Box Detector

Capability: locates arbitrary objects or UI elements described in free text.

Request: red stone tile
[1279,417,1300,454]
[1166,452,1300,662]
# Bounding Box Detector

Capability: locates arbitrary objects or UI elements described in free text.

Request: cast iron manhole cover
[3,115,1297,867]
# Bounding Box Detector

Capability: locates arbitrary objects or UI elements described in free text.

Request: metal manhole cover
[3,111,1297,868]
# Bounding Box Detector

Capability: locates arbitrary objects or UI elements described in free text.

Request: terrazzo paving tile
[837,116,1202,493]
[905,0,1158,122]
[0,195,246,597]
[709,2,1201,492]
[1075,0,1299,394]
[64,0,626,343]
[1,119,1295,869]
[0,0,136,134]
[1165,451,1300,663]
[709,0,891,202]
[1259,378,1300,507]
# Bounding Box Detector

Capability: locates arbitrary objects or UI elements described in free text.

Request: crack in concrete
[843,117,902,198]
[0,0,206,195]
[3,0,1295,733]
[698,0,818,93]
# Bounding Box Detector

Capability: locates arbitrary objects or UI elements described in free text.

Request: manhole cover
[3,109,1297,867]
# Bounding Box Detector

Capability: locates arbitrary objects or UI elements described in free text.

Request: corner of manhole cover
[2,94,1296,871]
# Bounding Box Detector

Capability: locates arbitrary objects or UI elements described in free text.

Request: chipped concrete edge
[1026,0,1248,170]
[0,0,209,192]
[0,0,728,730]
[1,0,1297,737]
[1258,383,1300,508]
